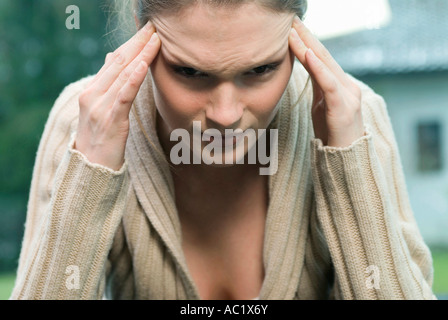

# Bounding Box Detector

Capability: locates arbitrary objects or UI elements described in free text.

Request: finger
[105,32,160,106]
[87,52,115,86]
[289,27,308,66]
[94,52,117,81]
[289,27,319,88]
[111,60,149,121]
[90,21,156,92]
[292,16,348,84]
[98,21,155,78]
[308,67,329,145]
[305,48,341,103]
[310,75,324,106]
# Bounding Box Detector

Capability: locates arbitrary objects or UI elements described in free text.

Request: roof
[319,0,448,76]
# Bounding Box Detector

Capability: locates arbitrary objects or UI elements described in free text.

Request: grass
[1,250,447,300]
[0,273,15,300]
[432,249,448,297]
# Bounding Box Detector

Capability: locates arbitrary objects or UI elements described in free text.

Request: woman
[11,0,435,300]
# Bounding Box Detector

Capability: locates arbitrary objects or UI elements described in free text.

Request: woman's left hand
[289,16,365,148]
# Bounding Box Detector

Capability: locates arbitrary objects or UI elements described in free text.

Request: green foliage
[0,0,118,272]
[0,273,16,300]
[432,249,448,296]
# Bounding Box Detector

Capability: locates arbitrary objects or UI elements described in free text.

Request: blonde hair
[109,0,307,43]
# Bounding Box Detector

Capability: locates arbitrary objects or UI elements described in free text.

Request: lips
[202,130,244,147]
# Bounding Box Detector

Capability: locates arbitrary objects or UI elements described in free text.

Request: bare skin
[74,1,364,300]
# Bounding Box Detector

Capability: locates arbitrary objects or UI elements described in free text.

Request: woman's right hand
[74,21,161,171]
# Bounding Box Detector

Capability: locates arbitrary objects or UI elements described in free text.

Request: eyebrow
[163,49,288,74]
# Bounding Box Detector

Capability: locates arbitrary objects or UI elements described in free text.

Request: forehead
[152,2,295,74]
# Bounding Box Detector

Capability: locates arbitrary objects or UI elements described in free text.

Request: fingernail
[149,32,159,43]
[144,20,153,31]
[290,28,305,47]
[290,28,299,39]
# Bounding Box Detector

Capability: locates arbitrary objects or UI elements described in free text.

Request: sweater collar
[125,61,314,299]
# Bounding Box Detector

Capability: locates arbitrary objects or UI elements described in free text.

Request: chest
[174,174,268,300]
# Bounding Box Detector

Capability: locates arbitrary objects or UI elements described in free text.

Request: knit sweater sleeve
[10,77,131,300]
[309,80,435,300]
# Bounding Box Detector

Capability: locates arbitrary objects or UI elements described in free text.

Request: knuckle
[327,78,339,94]
[105,52,114,63]
[113,51,125,65]
[316,62,326,75]
[78,88,93,107]
[116,91,130,105]
[88,107,103,123]
[352,83,362,99]
[128,72,140,87]
[327,95,342,108]
[119,68,133,82]
[140,49,151,60]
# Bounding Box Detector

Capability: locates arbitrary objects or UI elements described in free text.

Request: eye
[253,66,269,74]
[173,67,208,79]
[172,62,281,79]
[248,63,280,77]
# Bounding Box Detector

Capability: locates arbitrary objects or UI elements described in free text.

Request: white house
[318,0,448,246]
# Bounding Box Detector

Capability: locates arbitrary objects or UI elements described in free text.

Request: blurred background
[0,0,447,299]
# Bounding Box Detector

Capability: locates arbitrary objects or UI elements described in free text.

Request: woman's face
[149,2,295,164]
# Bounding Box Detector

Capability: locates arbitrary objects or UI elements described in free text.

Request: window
[417,121,443,172]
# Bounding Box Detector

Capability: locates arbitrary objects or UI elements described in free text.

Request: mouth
[202,130,245,147]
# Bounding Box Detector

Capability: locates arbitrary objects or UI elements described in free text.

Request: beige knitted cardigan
[10,60,435,300]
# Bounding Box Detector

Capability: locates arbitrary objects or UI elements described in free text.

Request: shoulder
[25,75,96,208]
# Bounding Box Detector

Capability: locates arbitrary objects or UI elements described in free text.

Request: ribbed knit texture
[10,60,435,300]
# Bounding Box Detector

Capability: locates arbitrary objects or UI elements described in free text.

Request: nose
[205,81,244,130]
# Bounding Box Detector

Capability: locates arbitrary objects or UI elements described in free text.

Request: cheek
[149,56,205,130]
